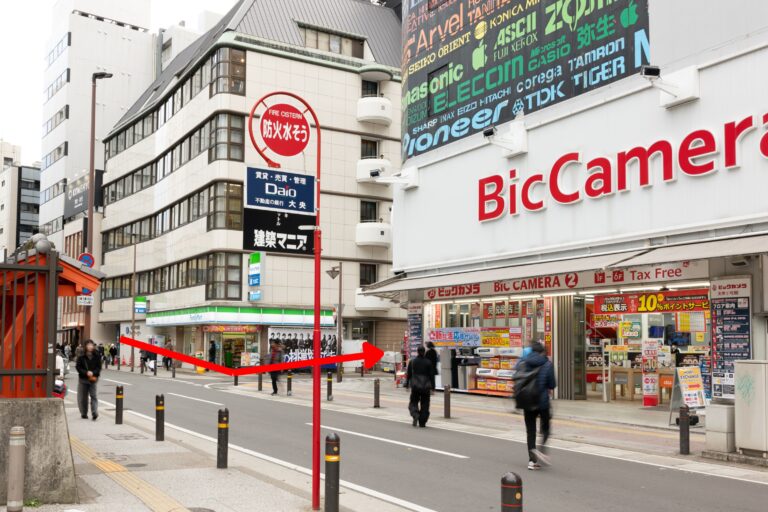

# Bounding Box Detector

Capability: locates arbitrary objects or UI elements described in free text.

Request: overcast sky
[0,0,237,165]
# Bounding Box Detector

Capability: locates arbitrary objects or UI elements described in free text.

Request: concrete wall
[0,398,78,505]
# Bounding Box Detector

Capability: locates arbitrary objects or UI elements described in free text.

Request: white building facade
[99,0,405,365]
[371,0,768,410]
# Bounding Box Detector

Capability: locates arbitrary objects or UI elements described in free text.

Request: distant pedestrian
[76,339,101,420]
[75,341,84,360]
[98,343,106,368]
[140,349,148,372]
[109,344,118,366]
[64,343,72,361]
[406,345,435,428]
[164,339,173,370]
[207,340,217,371]
[513,341,556,470]
[267,341,284,395]
[424,341,439,391]
[671,342,684,367]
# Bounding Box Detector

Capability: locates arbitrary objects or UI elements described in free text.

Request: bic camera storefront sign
[423,260,707,300]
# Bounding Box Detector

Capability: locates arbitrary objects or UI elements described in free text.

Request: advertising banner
[248,252,262,286]
[710,277,752,400]
[480,327,511,347]
[245,167,315,215]
[641,338,660,407]
[243,209,315,255]
[427,327,481,347]
[134,296,147,314]
[402,0,650,160]
[676,366,706,409]
[594,289,710,314]
[592,314,619,328]
[267,327,337,364]
[64,174,89,219]
[408,303,424,356]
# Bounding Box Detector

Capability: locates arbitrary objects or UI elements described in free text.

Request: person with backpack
[406,345,436,428]
[513,341,556,470]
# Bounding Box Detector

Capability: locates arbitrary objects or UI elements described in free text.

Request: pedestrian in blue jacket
[515,341,556,470]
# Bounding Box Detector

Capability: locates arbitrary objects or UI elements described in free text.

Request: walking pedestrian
[97,343,106,368]
[424,341,439,391]
[64,343,71,361]
[267,340,284,395]
[406,345,435,428]
[207,339,217,371]
[513,341,556,470]
[76,339,101,420]
[139,349,148,372]
[109,344,118,366]
[74,341,84,360]
[164,338,174,370]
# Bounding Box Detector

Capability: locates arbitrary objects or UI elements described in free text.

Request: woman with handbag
[76,339,101,420]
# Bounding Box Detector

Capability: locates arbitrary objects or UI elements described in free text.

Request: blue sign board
[249,290,262,301]
[245,167,315,215]
[248,252,261,286]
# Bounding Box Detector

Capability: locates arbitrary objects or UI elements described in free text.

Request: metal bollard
[444,385,451,419]
[172,362,176,379]
[679,405,690,455]
[7,427,26,512]
[360,364,365,377]
[374,378,381,408]
[234,374,239,387]
[153,359,158,376]
[501,472,523,510]
[258,372,263,391]
[327,371,333,401]
[115,386,124,425]
[155,394,165,441]
[217,408,229,469]
[287,371,293,396]
[324,433,340,512]
[141,360,145,374]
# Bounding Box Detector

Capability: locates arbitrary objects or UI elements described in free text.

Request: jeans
[270,372,280,393]
[77,380,98,418]
[523,408,551,462]
[408,388,431,426]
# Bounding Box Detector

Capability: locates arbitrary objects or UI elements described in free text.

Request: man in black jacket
[76,339,101,420]
[406,345,436,428]
[424,342,439,390]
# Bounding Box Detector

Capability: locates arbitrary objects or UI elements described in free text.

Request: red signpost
[248,92,324,510]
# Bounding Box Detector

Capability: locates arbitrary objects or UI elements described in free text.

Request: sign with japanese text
[134,296,147,314]
[710,277,751,400]
[260,103,310,156]
[245,167,315,215]
[248,252,262,286]
[401,0,650,160]
[480,327,511,347]
[267,327,337,363]
[676,366,706,409]
[641,338,660,407]
[408,303,424,356]
[592,314,619,328]
[243,209,315,255]
[594,289,710,314]
[427,327,481,348]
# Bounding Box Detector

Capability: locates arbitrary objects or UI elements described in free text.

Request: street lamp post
[326,262,343,382]
[83,71,113,341]
[130,236,137,371]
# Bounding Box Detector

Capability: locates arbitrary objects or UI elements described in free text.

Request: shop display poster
[267,327,337,363]
[677,367,707,408]
[710,277,751,400]
[407,303,424,356]
[641,338,660,407]
[595,289,710,314]
[427,327,481,348]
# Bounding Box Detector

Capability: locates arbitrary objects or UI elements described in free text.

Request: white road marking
[103,378,132,386]
[307,423,469,459]
[166,393,223,406]
[150,377,197,385]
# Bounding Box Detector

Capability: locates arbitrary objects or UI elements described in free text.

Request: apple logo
[472,40,487,71]
[620,0,639,28]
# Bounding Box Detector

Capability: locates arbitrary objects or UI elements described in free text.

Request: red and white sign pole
[248,92,323,510]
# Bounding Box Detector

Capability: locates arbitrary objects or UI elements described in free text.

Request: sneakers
[92,415,99,421]
[81,415,88,419]
[532,449,551,466]
[527,461,541,470]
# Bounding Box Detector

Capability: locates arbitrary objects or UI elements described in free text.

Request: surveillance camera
[483,126,497,138]
[640,65,661,80]
[369,169,382,178]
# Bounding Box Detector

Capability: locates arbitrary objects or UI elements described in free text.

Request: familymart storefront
[139,306,334,369]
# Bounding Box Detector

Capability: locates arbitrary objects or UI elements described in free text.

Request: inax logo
[265,183,297,198]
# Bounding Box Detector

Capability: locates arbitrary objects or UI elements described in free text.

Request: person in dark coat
[207,340,217,371]
[76,339,101,420]
[267,341,284,395]
[515,341,556,470]
[406,345,436,428]
[424,342,439,390]
[109,344,118,366]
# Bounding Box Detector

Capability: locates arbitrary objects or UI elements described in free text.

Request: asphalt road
[84,369,766,512]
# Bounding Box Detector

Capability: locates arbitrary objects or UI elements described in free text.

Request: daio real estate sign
[243,167,316,255]
[401,0,650,159]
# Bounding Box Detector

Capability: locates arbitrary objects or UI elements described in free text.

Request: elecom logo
[479,112,768,221]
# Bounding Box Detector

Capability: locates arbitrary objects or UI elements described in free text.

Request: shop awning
[364,251,643,296]
[613,234,768,267]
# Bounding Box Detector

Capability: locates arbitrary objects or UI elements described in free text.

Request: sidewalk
[33,392,409,512]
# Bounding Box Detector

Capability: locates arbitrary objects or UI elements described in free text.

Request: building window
[362,80,379,98]
[41,142,67,170]
[46,32,70,68]
[44,69,70,102]
[206,252,241,300]
[210,47,246,96]
[360,200,378,223]
[208,113,244,163]
[39,216,63,235]
[359,264,378,286]
[207,182,243,230]
[41,179,67,204]
[361,139,379,159]
[42,105,69,137]
[301,26,364,58]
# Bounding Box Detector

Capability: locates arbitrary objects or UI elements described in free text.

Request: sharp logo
[265,183,297,198]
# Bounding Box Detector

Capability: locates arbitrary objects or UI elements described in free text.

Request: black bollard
[115,386,124,425]
[234,374,239,387]
[444,385,451,419]
[155,394,165,441]
[258,372,263,391]
[679,405,690,455]
[217,408,229,469]
[327,371,333,401]
[501,472,523,510]
[324,433,340,512]
[172,363,176,379]
[374,378,380,408]
[153,358,158,376]
[141,360,145,374]
[287,371,293,396]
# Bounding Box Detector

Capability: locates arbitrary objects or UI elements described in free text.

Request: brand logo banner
[402,0,650,159]
[243,209,315,255]
[245,167,315,215]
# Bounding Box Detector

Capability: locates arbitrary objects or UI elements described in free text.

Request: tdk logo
[265,183,297,198]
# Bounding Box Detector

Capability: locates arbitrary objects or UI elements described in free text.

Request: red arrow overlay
[118,336,384,377]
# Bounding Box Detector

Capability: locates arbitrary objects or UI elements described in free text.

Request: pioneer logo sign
[402,0,650,159]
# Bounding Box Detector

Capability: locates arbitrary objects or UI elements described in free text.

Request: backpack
[512,363,542,410]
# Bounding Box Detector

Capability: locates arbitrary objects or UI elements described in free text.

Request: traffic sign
[260,103,310,156]
[78,252,95,268]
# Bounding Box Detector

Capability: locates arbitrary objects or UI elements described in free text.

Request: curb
[702,450,768,468]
